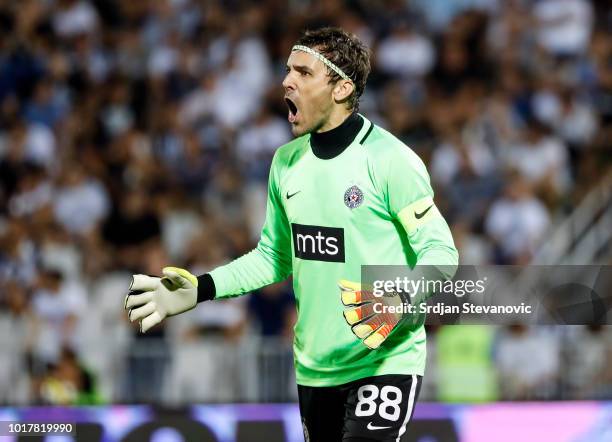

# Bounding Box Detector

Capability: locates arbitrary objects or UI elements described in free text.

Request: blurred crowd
[0,0,611,405]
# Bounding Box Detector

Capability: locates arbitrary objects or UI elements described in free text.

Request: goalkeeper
[125,27,457,442]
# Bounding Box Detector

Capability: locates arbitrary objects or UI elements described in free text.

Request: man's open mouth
[285,97,299,123]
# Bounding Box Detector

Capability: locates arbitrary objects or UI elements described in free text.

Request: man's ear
[333,80,355,103]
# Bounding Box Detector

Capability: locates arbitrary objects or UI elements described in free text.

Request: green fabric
[210,115,458,386]
[436,325,499,402]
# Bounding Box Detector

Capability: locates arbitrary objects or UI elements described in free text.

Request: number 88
[355,384,402,421]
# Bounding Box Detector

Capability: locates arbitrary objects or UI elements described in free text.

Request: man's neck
[315,108,353,133]
[310,112,364,160]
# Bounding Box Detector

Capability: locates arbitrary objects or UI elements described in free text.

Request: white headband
[291,45,352,82]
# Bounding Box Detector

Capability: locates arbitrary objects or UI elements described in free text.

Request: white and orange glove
[124,267,198,333]
[339,279,414,350]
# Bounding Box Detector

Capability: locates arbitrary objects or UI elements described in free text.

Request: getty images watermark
[362,265,611,325]
[371,275,533,316]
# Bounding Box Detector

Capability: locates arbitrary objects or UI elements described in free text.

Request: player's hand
[339,279,412,350]
[124,267,198,333]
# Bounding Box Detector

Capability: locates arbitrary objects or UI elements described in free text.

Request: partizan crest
[344,185,364,209]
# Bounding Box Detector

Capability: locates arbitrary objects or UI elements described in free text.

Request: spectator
[53,165,110,236]
[159,190,203,263]
[0,220,38,286]
[52,0,99,39]
[102,189,161,269]
[99,78,134,140]
[506,120,571,205]
[504,118,571,199]
[37,347,100,405]
[236,109,291,182]
[248,281,296,338]
[495,325,561,400]
[23,79,68,129]
[30,269,86,364]
[533,0,593,57]
[534,88,598,149]
[431,125,500,223]
[376,21,435,78]
[485,173,550,264]
[451,221,492,265]
[6,119,56,170]
[565,325,612,399]
[248,281,296,401]
[39,223,83,281]
[0,282,32,404]
[7,164,53,219]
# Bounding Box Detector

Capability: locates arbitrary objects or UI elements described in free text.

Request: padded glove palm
[124,267,198,333]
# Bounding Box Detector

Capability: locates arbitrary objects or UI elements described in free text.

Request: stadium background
[0,0,610,440]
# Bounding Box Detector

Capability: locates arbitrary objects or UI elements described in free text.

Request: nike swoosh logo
[415,204,433,219]
[367,422,392,431]
[286,191,301,199]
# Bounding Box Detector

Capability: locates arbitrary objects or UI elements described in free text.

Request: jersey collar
[310,113,365,160]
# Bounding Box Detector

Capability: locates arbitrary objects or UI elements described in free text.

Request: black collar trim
[359,122,374,145]
[310,113,364,160]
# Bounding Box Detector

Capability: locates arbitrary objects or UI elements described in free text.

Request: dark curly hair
[295,27,371,112]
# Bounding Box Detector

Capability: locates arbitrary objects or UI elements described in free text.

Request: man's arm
[126,151,293,332]
[198,151,293,301]
[386,146,458,272]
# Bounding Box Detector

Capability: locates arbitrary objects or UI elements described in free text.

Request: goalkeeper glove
[124,266,198,333]
[339,279,414,350]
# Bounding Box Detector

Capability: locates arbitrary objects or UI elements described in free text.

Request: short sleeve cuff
[197,274,216,302]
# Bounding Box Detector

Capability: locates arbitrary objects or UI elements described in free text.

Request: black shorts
[298,374,422,442]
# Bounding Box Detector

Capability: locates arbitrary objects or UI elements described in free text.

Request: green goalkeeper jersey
[209,115,458,387]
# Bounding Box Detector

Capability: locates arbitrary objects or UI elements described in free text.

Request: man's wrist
[197,274,216,302]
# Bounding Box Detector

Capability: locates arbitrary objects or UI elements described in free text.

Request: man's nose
[282,73,294,91]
